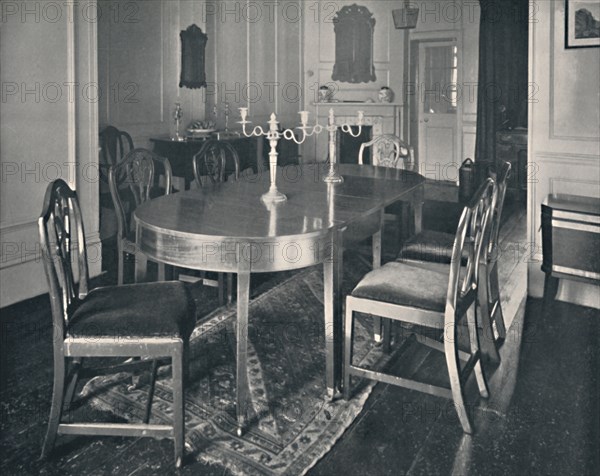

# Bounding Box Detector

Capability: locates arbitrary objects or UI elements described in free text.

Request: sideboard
[150,135,262,189]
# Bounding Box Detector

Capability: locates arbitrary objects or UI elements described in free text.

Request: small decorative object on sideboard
[378,86,394,103]
[173,102,184,141]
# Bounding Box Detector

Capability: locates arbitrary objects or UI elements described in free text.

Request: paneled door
[417,41,459,182]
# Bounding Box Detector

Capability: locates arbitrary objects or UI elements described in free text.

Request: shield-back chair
[344,178,495,434]
[39,179,195,467]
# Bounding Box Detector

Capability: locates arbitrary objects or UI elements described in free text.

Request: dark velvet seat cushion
[351,260,452,313]
[68,281,195,339]
[399,230,469,265]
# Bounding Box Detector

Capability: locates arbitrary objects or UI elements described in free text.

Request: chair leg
[41,355,66,459]
[62,358,83,414]
[466,305,490,399]
[218,273,225,306]
[488,261,506,340]
[343,301,354,400]
[444,319,473,434]
[227,273,233,305]
[143,360,159,424]
[477,271,501,364]
[172,348,185,469]
[382,318,392,354]
[183,339,190,386]
[373,317,383,344]
[157,263,166,282]
[117,241,124,285]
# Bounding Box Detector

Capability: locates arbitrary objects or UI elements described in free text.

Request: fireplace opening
[338,126,373,164]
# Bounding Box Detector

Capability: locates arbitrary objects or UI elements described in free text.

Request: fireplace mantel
[307,102,405,163]
[312,102,403,138]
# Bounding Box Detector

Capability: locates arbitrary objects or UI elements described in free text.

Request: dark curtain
[475,0,529,164]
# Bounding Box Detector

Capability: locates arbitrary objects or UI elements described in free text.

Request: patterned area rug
[81,253,392,476]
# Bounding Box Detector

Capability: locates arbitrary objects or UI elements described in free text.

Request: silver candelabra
[173,102,184,141]
[214,102,231,131]
[322,108,364,183]
[239,107,364,202]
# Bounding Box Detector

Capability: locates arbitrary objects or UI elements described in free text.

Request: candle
[299,111,309,126]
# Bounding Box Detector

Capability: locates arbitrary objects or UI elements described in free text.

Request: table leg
[135,228,148,283]
[412,185,424,235]
[236,271,250,436]
[324,230,343,399]
[372,230,383,344]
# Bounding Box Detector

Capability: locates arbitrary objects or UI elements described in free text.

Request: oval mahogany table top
[134,163,424,244]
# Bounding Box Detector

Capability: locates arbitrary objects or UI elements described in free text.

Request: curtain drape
[475,0,529,164]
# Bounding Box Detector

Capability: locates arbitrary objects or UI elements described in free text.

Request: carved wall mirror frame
[332,4,377,84]
[180,24,208,89]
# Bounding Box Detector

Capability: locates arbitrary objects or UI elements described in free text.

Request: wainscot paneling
[527,0,600,307]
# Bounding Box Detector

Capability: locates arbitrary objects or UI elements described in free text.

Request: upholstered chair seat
[399,229,470,265]
[352,261,452,312]
[68,281,194,339]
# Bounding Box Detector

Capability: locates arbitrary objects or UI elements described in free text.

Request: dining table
[133,162,425,435]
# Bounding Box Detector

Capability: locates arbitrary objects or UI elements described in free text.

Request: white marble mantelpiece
[310,102,404,162]
[313,102,403,137]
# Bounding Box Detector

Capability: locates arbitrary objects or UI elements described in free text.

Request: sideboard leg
[543,274,559,312]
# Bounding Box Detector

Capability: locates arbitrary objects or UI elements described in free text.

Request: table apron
[136,226,338,273]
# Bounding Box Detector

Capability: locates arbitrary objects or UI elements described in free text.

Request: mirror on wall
[180,24,208,89]
[332,4,376,84]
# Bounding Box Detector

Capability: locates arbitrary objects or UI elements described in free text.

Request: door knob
[424,118,429,123]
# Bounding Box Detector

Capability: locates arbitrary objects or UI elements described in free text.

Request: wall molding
[548,1,600,143]
[533,151,600,162]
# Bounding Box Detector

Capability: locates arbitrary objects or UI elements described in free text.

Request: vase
[319,86,332,102]
[378,87,393,103]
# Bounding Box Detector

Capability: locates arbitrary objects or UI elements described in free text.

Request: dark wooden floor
[2,190,598,475]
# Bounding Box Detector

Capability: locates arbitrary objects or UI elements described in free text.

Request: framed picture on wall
[565,0,600,48]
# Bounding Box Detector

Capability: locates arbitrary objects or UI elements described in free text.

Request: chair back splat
[488,161,512,259]
[447,178,495,328]
[39,179,89,329]
[193,140,241,187]
[98,126,134,194]
[109,148,172,284]
[191,140,240,304]
[99,126,134,168]
[358,134,415,170]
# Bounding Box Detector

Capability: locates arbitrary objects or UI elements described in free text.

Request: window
[423,45,458,114]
